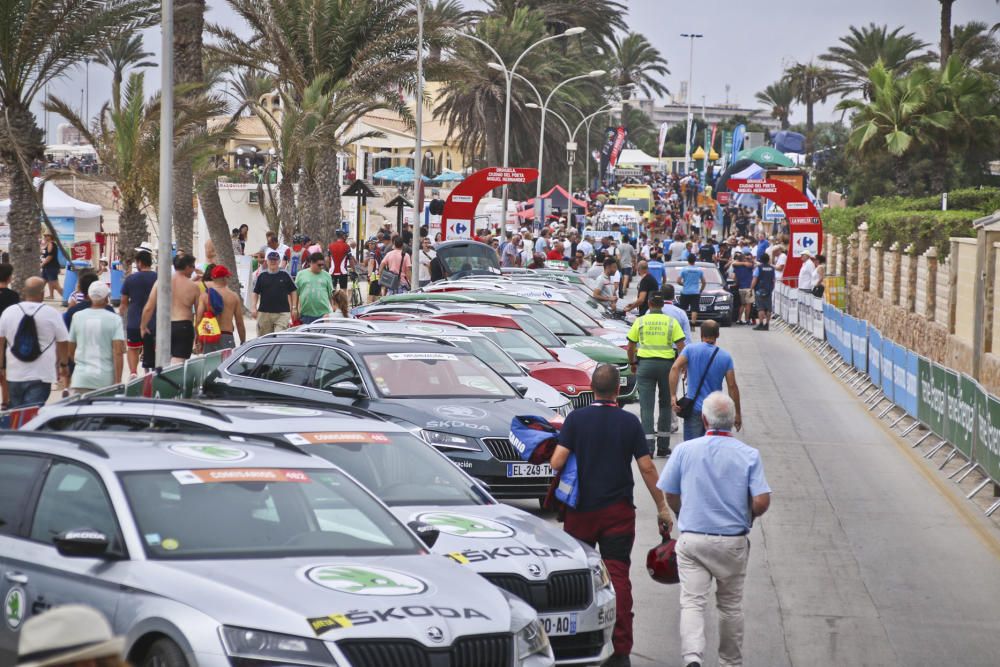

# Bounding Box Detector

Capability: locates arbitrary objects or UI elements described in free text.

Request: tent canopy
[524,185,587,212]
[617,148,661,167]
[0,181,102,220]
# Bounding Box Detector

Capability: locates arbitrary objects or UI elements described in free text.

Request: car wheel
[143,639,188,667]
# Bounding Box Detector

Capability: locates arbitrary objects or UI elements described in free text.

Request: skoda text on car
[366,292,636,402]
[293,319,575,417]
[661,261,734,325]
[0,431,553,667]
[25,400,615,664]
[201,334,559,500]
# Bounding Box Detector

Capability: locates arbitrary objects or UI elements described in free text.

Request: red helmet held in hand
[646,523,679,585]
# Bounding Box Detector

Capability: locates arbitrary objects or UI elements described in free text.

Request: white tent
[0,181,102,221]
[617,148,662,167]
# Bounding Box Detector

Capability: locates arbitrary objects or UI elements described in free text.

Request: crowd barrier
[773,281,1000,517]
[0,349,231,428]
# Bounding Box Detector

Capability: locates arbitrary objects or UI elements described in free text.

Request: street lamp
[451,27,585,231]
[525,103,573,223]
[565,102,621,199]
[680,33,703,173]
[527,70,604,226]
[156,0,175,367]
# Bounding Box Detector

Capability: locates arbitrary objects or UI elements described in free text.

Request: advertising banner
[880,336,894,402]
[975,389,1000,485]
[787,285,798,326]
[869,327,882,388]
[892,344,909,415]
[852,319,868,373]
[812,295,824,340]
[905,350,919,417]
[944,372,976,457]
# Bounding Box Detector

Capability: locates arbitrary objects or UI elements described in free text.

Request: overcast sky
[38,0,999,142]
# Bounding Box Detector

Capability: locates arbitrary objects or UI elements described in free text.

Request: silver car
[0,431,553,667]
[26,399,616,665]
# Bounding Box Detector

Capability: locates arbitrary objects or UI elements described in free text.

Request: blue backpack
[509,415,579,508]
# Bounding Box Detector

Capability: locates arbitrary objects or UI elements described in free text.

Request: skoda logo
[426,626,444,643]
[306,565,428,596]
[565,385,577,395]
[168,443,251,462]
[527,564,543,579]
[414,512,516,539]
[435,405,488,420]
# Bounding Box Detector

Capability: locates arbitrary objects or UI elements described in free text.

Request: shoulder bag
[675,346,720,419]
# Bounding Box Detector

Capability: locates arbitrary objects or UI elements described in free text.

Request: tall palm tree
[820,23,932,97]
[422,0,474,61]
[171,0,206,259]
[93,33,155,114]
[478,0,626,47]
[783,61,837,155]
[606,32,669,119]
[755,81,794,129]
[952,21,1000,77]
[939,0,957,66]
[0,0,156,289]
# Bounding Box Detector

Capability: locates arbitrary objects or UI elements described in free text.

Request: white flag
[657,122,670,159]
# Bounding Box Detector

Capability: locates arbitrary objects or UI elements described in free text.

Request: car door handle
[4,572,28,585]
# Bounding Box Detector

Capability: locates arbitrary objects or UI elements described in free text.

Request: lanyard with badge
[706,430,731,437]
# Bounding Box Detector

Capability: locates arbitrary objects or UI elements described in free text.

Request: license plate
[506,463,553,478]
[539,612,578,636]
[699,304,710,312]
[619,376,628,386]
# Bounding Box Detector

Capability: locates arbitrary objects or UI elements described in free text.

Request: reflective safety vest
[627,312,685,360]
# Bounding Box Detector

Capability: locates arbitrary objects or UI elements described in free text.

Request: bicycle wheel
[350,283,363,308]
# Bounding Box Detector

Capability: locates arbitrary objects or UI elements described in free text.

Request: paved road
[520,322,1000,667]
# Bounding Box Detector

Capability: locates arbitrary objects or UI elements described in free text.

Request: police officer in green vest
[627,290,686,457]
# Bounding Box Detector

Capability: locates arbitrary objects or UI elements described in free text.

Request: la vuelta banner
[608,126,628,170]
[598,127,617,183]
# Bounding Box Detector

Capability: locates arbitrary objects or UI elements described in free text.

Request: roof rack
[412,317,472,330]
[0,430,109,458]
[361,332,462,348]
[215,431,311,457]
[228,395,387,423]
[69,396,234,423]
[300,319,378,332]
[261,331,355,346]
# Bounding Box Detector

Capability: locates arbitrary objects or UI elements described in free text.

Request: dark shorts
[368,281,381,297]
[170,321,195,360]
[142,332,156,369]
[202,332,236,354]
[41,264,60,282]
[620,267,633,278]
[679,293,700,313]
[332,274,349,290]
[126,327,144,349]
[756,290,773,312]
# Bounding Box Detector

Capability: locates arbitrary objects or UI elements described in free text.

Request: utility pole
[681,33,703,173]
[156,0,174,368]
[412,0,424,291]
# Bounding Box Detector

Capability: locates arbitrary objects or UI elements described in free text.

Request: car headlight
[420,430,483,452]
[555,402,573,417]
[220,626,337,666]
[507,595,552,662]
[588,552,613,592]
[716,294,731,302]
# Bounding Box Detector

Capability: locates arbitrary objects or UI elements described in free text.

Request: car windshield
[544,301,600,327]
[566,293,611,320]
[120,468,422,559]
[664,266,725,288]
[286,432,488,506]
[362,352,517,398]
[438,245,501,276]
[472,328,552,362]
[506,314,563,348]
[506,303,587,337]
[437,335,522,376]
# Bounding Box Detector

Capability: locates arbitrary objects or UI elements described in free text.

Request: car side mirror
[54,529,111,559]
[407,521,440,549]
[511,383,529,398]
[329,381,363,398]
[549,348,560,361]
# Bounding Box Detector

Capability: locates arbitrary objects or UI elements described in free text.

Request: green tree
[783,61,837,155]
[819,23,932,98]
[939,0,957,66]
[755,81,794,129]
[952,21,1000,78]
[0,0,157,289]
[477,0,626,47]
[606,32,669,119]
[93,33,155,114]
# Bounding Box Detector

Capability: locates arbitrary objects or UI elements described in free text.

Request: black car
[202,332,559,500]
[430,240,503,281]
[661,261,734,325]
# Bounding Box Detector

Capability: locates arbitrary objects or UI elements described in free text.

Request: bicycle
[348,271,364,308]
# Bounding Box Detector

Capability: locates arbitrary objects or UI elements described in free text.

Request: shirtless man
[195,265,245,353]
[140,254,201,364]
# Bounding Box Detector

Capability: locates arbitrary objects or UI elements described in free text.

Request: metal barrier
[773,282,1000,517]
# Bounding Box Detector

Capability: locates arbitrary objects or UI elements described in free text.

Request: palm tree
[783,61,837,155]
[171,0,206,259]
[820,23,932,97]
[755,81,794,129]
[0,0,157,289]
[478,0,626,47]
[939,0,957,66]
[606,32,669,119]
[93,33,155,114]
[952,21,1000,77]
[422,0,474,61]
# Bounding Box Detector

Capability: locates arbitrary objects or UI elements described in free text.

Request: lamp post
[680,33,703,173]
[527,70,605,226]
[156,0,174,368]
[413,0,424,290]
[565,103,621,199]
[451,27,585,231]
[526,104,572,223]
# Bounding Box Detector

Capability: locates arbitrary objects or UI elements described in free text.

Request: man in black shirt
[624,261,660,316]
[552,364,672,667]
[0,263,19,318]
[251,250,298,336]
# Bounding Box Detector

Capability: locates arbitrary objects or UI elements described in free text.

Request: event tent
[0,181,102,225]
[523,185,587,213]
[617,148,661,167]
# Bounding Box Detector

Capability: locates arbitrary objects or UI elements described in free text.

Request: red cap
[212,265,232,279]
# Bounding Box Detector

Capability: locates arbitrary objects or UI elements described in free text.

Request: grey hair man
[657,391,771,667]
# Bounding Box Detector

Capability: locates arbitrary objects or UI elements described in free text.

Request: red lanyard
[592,401,619,408]
[706,430,731,437]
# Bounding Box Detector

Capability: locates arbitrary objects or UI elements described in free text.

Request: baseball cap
[266,250,281,260]
[212,265,232,279]
[800,249,813,257]
[87,282,111,301]
[648,291,665,306]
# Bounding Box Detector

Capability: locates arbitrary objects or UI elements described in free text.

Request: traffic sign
[446,219,472,239]
[764,201,785,222]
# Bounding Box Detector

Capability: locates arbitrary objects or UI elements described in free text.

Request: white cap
[88,281,111,301]
[17,605,125,667]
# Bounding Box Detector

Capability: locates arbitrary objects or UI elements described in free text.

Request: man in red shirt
[327,231,353,290]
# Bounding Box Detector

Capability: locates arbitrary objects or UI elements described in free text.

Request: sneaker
[752,324,766,330]
[655,447,671,458]
[602,655,631,667]
[685,663,701,667]
[128,373,138,381]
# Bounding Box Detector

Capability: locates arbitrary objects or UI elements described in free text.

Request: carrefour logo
[306,565,428,596]
[414,512,515,539]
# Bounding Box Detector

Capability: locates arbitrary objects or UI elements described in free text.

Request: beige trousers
[676,532,750,667]
[257,312,290,337]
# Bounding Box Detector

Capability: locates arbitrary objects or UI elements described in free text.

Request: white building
[633,99,782,133]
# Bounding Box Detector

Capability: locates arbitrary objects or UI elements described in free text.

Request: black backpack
[10,304,52,363]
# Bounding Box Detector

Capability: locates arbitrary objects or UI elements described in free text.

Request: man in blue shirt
[730,253,755,326]
[668,320,742,441]
[755,232,770,262]
[750,253,777,330]
[551,364,671,667]
[657,391,771,667]
[676,254,706,326]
